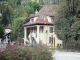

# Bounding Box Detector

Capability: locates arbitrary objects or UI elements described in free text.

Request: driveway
[52,50,80,60]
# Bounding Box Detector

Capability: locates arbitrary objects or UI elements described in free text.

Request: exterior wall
[33,17,38,22]
[42,25,62,47]
[24,25,62,47]
[47,16,51,23]
[39,26,45,44]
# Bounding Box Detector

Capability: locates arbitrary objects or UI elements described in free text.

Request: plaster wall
[34,17,38,22]
[47,16,51,23]
[24,25,62,47]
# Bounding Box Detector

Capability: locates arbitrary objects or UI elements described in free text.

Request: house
[23,5,62,47]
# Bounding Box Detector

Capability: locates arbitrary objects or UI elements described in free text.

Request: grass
[48,46,62,50]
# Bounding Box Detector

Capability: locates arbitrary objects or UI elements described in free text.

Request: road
[52,50,80,60]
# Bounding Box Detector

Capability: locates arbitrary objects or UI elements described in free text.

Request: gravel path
[52,50,80,60]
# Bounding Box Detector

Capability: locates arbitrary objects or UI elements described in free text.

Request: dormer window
[31,19,34,22]
[51,18,54,22]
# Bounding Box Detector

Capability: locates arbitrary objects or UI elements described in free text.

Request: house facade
[23,5,62,47]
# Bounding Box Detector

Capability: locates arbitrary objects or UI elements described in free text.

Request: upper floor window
[31,19,34,22]
[51,18,54,22]
[50,27,53,33]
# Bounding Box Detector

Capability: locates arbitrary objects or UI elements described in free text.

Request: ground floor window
[49,37,53,44]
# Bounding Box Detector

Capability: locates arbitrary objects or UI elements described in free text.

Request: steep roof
[35,5,57,17]
[23,5,57,26]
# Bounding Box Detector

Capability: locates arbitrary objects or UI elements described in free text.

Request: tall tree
[0,25,4,38]
[1,5,12,26]
[54,0,80,49]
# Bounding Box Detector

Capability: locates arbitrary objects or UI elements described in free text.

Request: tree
[22,12,28,17]
[25,5,34,14]
[0,1,12,26]
[1,5,12,26]
[54,0,80,49]
[8,17,26,41]
[0,25,4,38]
[32,3,40,11]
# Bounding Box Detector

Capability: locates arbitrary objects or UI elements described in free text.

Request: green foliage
[1,6,12,26]
[54,0,80,49]
[8,17,26,41]
[0,25,4,38]
[17,38,24,45]
[0,44,53,60]
[25,5,34,14]
[32,3,40,11]
[22,12,28,17]
[0,1,11,26]
[39,5,44,10]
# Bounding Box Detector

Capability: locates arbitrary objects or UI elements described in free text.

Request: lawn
[48,46,62,50]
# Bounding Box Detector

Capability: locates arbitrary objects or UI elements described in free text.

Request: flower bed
[0,44,53,60]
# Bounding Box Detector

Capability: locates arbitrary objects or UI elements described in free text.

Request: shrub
[0,43,53,60]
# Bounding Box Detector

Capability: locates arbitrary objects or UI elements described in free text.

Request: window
[50,27,53,33]
[57,44,59,46]
[42,27,43,33]
[49,37,53,44]
[51,18,54,22]
[31,19,34,22]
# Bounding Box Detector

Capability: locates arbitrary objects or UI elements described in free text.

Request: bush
[0,43,53,60]
[17,38,24,45]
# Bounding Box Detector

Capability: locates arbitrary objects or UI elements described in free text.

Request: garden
[0,43,53,60]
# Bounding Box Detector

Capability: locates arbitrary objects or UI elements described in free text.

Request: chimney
[35,9,38,14]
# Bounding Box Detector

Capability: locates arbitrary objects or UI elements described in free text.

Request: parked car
[26,43,35,47]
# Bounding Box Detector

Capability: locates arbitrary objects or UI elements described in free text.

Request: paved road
[52,50,80,60]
